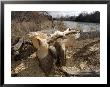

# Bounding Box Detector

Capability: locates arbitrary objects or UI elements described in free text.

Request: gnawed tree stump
[11,28,100,77]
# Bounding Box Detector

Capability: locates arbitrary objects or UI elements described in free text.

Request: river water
[63,21,100,32]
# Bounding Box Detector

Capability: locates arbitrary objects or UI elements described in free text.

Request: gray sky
[47,11,95,18]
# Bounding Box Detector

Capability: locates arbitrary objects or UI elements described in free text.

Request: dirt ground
[11,32,100,77]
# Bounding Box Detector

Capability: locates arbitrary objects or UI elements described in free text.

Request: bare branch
[47,28,80,44]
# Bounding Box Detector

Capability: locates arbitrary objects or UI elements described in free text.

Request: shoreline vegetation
[11,11,100,77]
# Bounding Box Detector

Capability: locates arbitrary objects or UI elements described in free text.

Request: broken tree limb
[47,29,80,44]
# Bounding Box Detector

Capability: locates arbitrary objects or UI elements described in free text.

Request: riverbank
[11,12,100,77]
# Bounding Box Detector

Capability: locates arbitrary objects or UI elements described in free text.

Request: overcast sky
[47,11,95,18]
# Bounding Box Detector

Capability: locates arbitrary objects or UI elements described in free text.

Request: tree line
[53,11,100,23]
[75,11,100,23]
